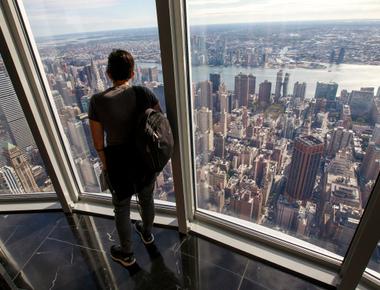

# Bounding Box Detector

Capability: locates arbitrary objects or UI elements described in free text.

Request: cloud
[187,0,380,24]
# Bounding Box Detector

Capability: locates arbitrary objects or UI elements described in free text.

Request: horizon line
[35,18,380,39]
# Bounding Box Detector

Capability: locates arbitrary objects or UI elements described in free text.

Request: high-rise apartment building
[293,82,307,100]
[286,135,324,201]
[234,73,249,107]
[337,47,345,64]
[282,73,290,98]
[199,80,213,109]
[275,70,283,101]
[258,80,272,107]
[248,74,256,95]
[209,73,221,94]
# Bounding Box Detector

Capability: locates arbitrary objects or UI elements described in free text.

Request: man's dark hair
[107,49,134,81]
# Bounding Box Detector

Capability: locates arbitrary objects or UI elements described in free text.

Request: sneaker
[110,245,136,267]
[134,221,155,244]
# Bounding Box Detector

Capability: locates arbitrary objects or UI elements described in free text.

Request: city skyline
[24,0,380,37]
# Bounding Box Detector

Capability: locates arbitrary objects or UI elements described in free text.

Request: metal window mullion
[0,0,80,211]
[155,0,195,234]
[337,175,380,290]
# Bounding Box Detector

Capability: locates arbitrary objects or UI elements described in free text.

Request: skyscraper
[286,136,324,201]
[360,142,380,182]
[337,47,345,64]
[258,80,272,107]
[0,165,24,194]
[89,59,105,93]
[67,119,91,158]
[282,73,290,98]
[349,88,374,121]
[0,59,35,153]
[214,133,225,159]
[234,73,249,107]
[328,127,353,156]
[314,82,338,100]
[4,143,39,193]
[293,82,307,100]
[148,67,159,82]
[248,74,256,95]
[275,70,283,101]
[209,73,221,94]
[199,80,213,109]
[329,50,336,64]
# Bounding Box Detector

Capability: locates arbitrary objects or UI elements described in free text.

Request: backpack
[133,86,174,174]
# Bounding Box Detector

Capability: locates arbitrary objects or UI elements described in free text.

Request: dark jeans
[105,145,156,253]
[111,177,156,253]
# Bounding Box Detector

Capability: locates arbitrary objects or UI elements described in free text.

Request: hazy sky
[23,0,380,36]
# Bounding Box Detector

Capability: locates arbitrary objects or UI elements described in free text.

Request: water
[190,64,380,97]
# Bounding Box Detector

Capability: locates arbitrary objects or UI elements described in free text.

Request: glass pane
[367,240,380,279]
[0,55,54,194]
[22,0,175,202]
[188,0,380,258]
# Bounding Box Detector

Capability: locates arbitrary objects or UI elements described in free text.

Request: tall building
[214,133,225,159]
[328,127,353,156]
[258,80,272,107]
[209,73,221,94]
[199,80,213,109]
[196,107,213,133]
[329,50,336,64]
[372,123,380,145]
[148,67,159,82]
[337,47,345,64]
[0,60,36,153]
[4,143,39,193]
[314,82,338,100]
[282,73,290,98]
[275,70,283,101]
[248,74,256,95]
[234,73,249,107]
[67,119,91,158]
[89,59,105,93]
[286,135,324,201]
[152,84,166,113]
[293,82,306,100]
[349,88,374,121]
[360,142,380,182]
[0,165,24,194]
[74,85,89,112]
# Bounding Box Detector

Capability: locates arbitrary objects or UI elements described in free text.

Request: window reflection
[0,56,54,194]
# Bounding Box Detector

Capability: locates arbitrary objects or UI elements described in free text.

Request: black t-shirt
[88,84,158,146]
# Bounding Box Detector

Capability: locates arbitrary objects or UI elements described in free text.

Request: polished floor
[0,211,328,290]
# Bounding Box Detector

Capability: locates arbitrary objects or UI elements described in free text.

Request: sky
[22,0,380,37]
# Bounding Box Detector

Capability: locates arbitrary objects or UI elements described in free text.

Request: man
[88,49,160,266]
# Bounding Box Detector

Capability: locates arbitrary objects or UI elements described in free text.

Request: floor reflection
[0,211,328,290]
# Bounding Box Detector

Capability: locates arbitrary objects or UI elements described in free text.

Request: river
[140,62,380,98]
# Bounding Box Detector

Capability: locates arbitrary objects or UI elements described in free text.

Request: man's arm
[90,119,107,170]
